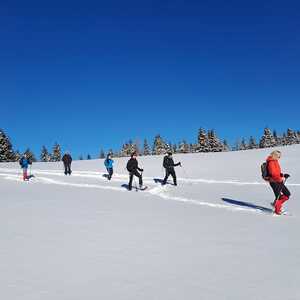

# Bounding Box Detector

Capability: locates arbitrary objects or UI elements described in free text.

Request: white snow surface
[1,145,300,300]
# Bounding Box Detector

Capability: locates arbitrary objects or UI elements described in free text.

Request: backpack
[261,162,270,181]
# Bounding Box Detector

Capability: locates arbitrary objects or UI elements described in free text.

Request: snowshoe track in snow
[0,168,298,216]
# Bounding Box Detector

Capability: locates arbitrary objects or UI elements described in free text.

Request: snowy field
[1,145,300,300]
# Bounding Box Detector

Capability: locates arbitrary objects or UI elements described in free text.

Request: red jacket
[267,156,283,183]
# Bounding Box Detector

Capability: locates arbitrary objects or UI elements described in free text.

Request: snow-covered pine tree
[190,143,197,153]
[0,129,15,162]
[152,135,167,155]
[281,133,288,146]
[286,128,298,145]
[51,143,61,161]
[143,139,151,156]
[178,140,190,153]
[248,136,258,149]
[297,131,300,144]
[24,148,36,162]
[273,130,280,146]
[14,150,21,162]
[197,128,210,152]
[40,146,51,162]
[208,130,223,152]
[239,138,247,151]
[172,143,177,153]
[222,140,230,151]
[99,149,105,159]
[259,128,276,148]
[79,155,83,160]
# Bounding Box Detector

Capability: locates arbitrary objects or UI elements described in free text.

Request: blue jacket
[104,158,114,169]
[20,158,31,169]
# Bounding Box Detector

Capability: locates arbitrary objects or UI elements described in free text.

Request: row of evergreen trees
[1,127,300,162]
[104,127,300,158]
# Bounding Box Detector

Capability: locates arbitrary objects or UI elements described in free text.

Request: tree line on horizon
[0,127,300,162]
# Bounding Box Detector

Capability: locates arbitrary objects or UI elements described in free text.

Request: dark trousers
[64,163,72,175]
[107,168,113,180]
[163,168,177,185]
[129,170,143,190]
[270,181,291,201]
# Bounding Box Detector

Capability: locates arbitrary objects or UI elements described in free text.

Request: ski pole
[133,175,138,192]
[277,177,288,201]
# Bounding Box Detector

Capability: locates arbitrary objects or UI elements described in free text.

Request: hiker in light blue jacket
[104,153,114,180]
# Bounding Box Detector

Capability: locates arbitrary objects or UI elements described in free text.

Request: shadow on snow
[222,198,273,214]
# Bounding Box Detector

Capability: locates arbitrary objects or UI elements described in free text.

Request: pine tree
[273,130,279,146]
[197,128,210,152]
[40,146,51,162]
[143,139,151,156]
[208,130,223,152]
[152,135,167,155]
[239,138,247,151]
[297,131,300,144]
[120,140,136,157]
[259,128,276,148]
[223,140,230,151]
[87,154,92,160]
[190,143,197,153]
[178,140,190,153]
[24,148,36,162]
[51,143,61,161]
[79,155,83,160]
[286,128,298,145]
[0,129,15,162]
[14,150,21,162]
[172,143,177,153]
[99,149,105,159]
[248,136,258,149]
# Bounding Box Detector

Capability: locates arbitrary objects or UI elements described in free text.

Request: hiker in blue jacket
[19,154,32,181]
[104,153,114,180]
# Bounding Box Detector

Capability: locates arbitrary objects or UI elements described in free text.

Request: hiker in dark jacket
[162,151,181,186]
[126,152,144,190]
[62,152,72,175]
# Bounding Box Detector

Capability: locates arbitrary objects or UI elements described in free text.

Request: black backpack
[261,162,270,181]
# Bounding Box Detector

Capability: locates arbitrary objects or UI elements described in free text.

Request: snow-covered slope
[1,145,300,300]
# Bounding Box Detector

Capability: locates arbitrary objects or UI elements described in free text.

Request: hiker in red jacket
[267,150,291,215]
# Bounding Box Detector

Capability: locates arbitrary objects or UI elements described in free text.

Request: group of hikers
[18,149,291,215]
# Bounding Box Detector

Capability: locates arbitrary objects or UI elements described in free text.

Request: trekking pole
[133,175,138,192]
[277,178,288,200]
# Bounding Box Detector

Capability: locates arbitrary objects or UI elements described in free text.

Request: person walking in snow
[266,150,291,215]
[62,152,72,175]
[162,151,181,186]
[126,152,144,191]
[104,153,114,180]
[19,154,32,181]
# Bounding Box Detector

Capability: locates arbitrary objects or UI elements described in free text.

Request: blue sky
[1,0,300,157]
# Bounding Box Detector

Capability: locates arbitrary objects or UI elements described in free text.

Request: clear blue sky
[1,0,300,157]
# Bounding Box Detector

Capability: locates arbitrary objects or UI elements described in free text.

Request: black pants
[270,181,291,201]
[107,168,113,180]
[163,168,177,185]
[64,163,72,175]
[129,170,143,190]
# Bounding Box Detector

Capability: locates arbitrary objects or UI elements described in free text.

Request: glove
[140,169,144,172]
[179,162,182,167]
[284,174,290,179]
